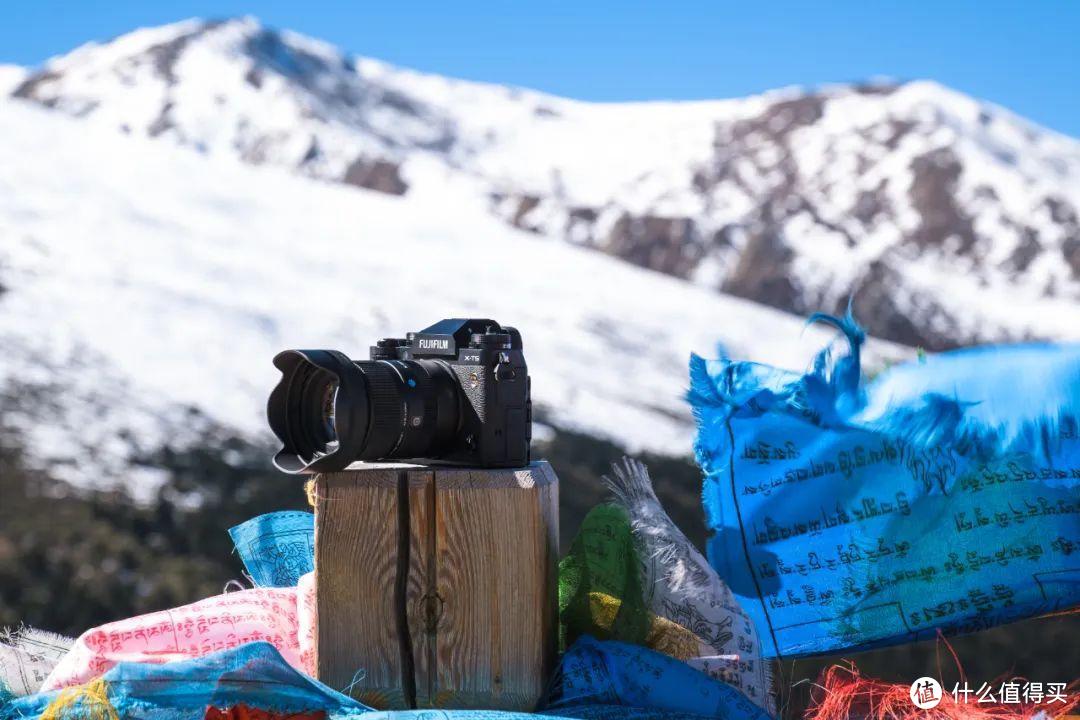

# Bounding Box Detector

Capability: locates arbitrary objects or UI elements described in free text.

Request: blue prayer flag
[689,314,1080,657]
[0,642,366,719]
[229,511,315,587]
[544,637,770,720]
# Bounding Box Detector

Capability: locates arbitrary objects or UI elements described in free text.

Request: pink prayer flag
[43,572,318,691]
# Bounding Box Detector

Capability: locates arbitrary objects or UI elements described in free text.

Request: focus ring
[361,362,405,458]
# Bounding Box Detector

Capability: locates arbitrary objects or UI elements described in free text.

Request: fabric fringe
[0,626,74,661]
[0,625,75,698]
[689,312,1080,472]
[602,457,714,601]
[39,678,119,720]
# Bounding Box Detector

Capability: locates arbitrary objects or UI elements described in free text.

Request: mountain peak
[9,14,416,166]
[17,15,353,92]
[6,18,1079,353]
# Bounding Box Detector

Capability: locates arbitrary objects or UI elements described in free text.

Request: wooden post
[312,461,559,711]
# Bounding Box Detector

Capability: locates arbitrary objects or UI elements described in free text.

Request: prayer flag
[690,314,1080,657]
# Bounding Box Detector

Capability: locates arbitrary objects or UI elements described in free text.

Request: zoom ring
[361,362,405,458]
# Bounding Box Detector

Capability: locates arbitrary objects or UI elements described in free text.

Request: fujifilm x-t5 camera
[267,319,531,473]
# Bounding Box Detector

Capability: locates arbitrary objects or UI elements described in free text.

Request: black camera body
[268,319,531,474]
[374,319,531,467]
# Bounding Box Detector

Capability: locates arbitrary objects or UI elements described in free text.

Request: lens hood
[267,349,370,474]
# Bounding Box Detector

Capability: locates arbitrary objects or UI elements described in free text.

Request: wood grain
[314,468,405,708]
[431,463,559,710]
[315,462,559,712]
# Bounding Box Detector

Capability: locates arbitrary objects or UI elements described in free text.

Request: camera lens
[295,368,339,455]
[318,379,339,450]
[267,350,463,473]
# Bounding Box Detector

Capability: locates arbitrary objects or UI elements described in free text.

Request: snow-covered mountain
[10,17,1079,351]
[0,96,905,486]
[0,66,24,95]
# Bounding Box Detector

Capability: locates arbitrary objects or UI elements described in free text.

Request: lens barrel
[268,350,462,474]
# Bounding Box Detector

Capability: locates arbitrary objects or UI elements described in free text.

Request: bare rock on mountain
[908,148,977,254]
[721,213,801,312]
[603,214,703,279]
[342,158,407,195]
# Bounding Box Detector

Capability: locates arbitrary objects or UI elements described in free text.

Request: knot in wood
[421,592,444,633]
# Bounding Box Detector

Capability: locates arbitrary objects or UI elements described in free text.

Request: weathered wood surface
[313,461,559,712]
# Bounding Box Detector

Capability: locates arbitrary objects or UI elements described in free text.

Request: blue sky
[3,1,1078,137]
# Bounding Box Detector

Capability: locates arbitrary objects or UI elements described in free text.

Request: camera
[267,318,531,473]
